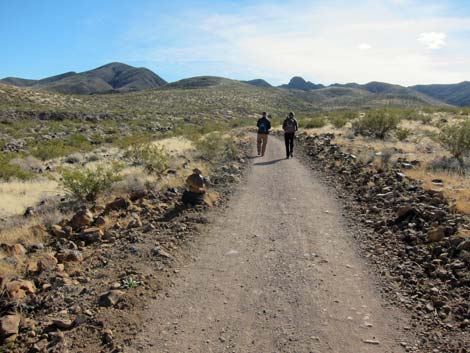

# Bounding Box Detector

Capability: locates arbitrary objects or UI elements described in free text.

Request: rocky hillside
[411,82,470,107]
[240,79,272,88]
[0,63,167,95]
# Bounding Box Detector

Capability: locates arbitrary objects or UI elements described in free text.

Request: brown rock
[51,318,74,330]
[6,280,36,299]
[80,227,104,244]
[33,338,49,351]
[26,260,39,273]
[428,226,445,243]
[94,216,108,229]
[69,209,94,229]
[99,290,124,307]
[0,243,26,256]
[127,215,143,229]
[56,250,83,263]
[0,314,21,342]
[51,224,67,237]
[37,253,59,272]
[105,197,130,212]
[129,190,147,202]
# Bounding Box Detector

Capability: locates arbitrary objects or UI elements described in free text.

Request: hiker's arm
[295,119,299,131]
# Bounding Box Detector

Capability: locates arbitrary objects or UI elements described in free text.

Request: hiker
[282,112,298,159]
[256,112,271,156]
[182,168,210,206]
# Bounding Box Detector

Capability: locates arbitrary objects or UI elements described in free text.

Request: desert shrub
[351,110,401,139]
[113,133,153,149]
[396,128,412,141]
[61,164,123,201]
[439,120,470,170]
[30,141,75,161]
[302,117,327,129]
[419,115,433,125]
[427,156,469,174]
[330,113,350,128]
[195,133,239,162]
[0,158,34,181]
[124,143,169,174]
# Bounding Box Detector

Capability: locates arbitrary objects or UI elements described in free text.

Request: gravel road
[128,136,408,353]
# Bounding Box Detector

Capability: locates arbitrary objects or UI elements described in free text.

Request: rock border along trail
[128,136,409,353]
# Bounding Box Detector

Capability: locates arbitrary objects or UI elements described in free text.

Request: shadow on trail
[254,158,285,166]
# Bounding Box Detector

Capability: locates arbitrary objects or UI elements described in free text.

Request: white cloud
[358,43,372,50]
[418,32,447,49]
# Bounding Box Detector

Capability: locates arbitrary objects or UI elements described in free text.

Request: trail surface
[129,136,407,353]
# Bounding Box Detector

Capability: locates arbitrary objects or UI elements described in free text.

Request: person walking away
[282,112,298,159]
[256,112,271,156]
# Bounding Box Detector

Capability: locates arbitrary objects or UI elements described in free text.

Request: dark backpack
[258,120,268,133]
[284,119,296,133]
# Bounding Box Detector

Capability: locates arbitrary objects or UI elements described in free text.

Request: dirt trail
[128,136,408,353]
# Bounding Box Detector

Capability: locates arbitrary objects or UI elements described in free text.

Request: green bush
[195,133,239,162]
[396,127,412,141]
[0,158,34,181]
[124,143,169,174]
[61,164,123,201]
[30,142,75,161]
[330,112,353,129]
[439,120,470,169]
[302,117,327,129]
[351,110,401,139]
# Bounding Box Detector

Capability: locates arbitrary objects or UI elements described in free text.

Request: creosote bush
[439,119,470,170]
[61,164,123,201]
[195,133,239,162]
[351,110,401,139]
[124,143,169,174]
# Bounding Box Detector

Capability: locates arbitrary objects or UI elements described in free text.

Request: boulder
[129,190,147,202]
[51,224,67,237]
[428,227,445,243]
[69,209,94,230]
[99,290,125,307]
[0,314,21,342]
[5,280,36,299]
[80,227,104,244]
[56,250,83,263]
[37,253,59,272]
[105,197,130,212]
[0,243,26,256]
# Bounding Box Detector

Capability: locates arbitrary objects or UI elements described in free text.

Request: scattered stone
[6,280,36,299]
[51,224,67,237]
[99,290,125,307]
[105,197,131,212]
[428,227,445,243]
[80,227,104,244]
[69,209,94,229]
[0,314,21,342]
[56,249,83,263]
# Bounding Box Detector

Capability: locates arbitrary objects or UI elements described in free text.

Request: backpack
[284,118,296,133]
[258,120,268,134]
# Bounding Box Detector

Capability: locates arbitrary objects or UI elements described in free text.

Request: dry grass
[0,179,61,218]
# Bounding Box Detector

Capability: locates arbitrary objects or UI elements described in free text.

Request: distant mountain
[279,76,324,91]
[0,62,167,94]
[241,79,272,88]
[410,82,470,107]
[163,76,228,89]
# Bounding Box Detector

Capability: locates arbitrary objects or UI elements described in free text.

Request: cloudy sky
[1,0,469,85]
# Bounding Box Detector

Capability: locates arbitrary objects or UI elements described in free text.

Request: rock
[129,190,147,202]
[0,314,21,342]
[37,253,59,272]
[105,197,130,212]
[152,247,174,260]
[127,216,143,229]
[33,338,49,351]
[51,319,74,330]
[51,224,67,237]
[102,328,114,344]
[6,280,36,299]
[99,290,125,307]
[69,209,94,229]
[428,227,445,243]
[94,216,108,229]
[26,260,39,273]
[0,243,26,256]
[80,227,104,244]
[23,206,35,217]
[457,239,470,252]
[56,250,83,263]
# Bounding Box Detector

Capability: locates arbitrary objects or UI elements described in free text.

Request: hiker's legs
[261,134,268,156]
[284,134,290,158]
[256,134,262,155]
[290,133,295,156]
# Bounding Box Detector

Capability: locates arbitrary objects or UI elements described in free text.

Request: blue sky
[1,0,470,85]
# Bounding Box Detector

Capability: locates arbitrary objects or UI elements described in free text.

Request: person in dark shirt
[256,112,271,156]
[282,112,298,159]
